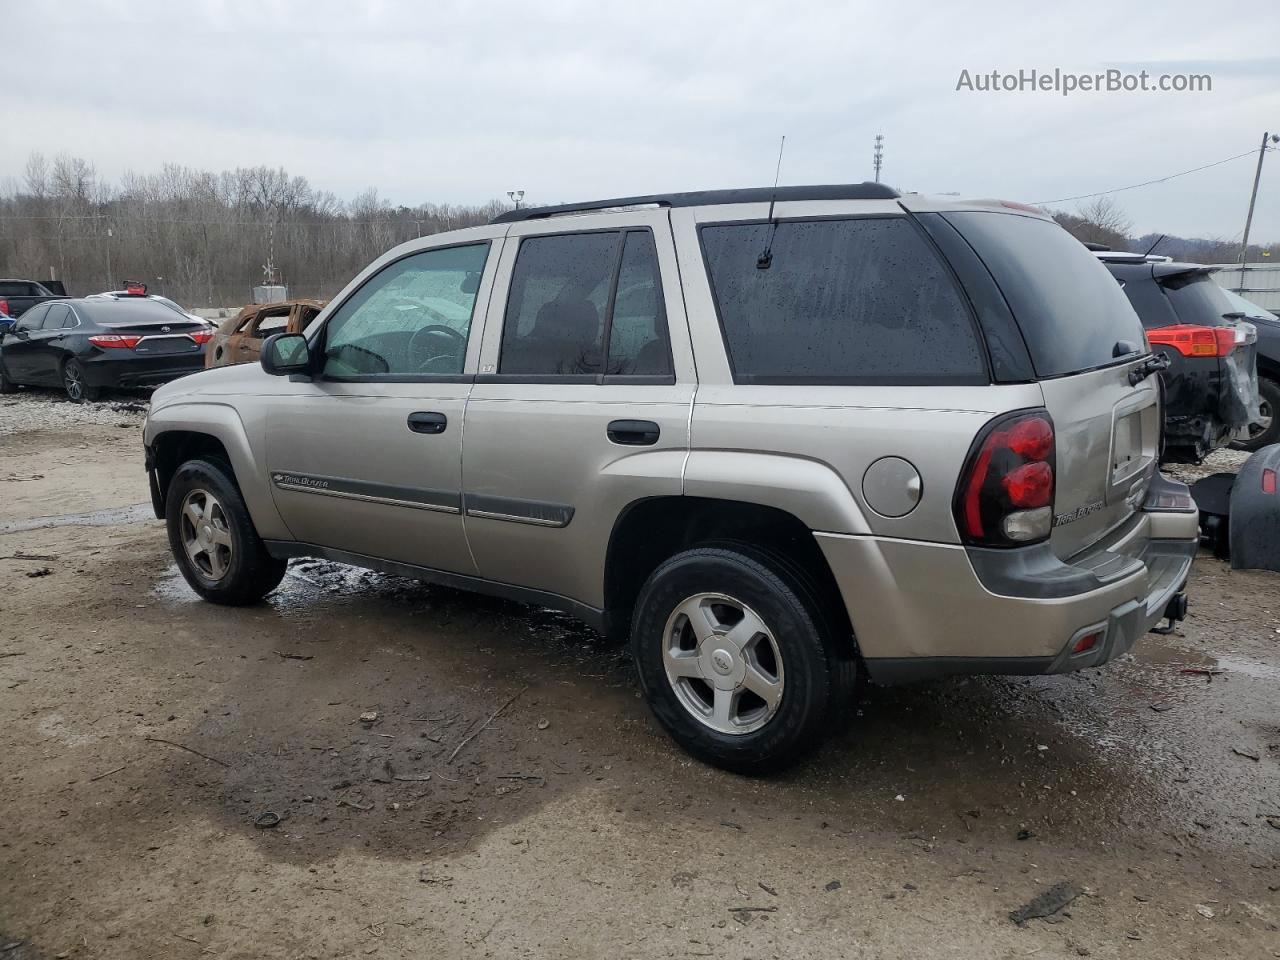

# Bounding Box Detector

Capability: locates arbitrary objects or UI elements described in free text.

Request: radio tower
[873,134,884,183]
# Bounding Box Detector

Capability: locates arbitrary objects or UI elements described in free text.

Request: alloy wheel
[64,363,84,402]
[179,488,234,581]
[662,592,785,735]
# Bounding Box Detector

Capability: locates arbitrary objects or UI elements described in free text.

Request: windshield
[943,212,1148,378]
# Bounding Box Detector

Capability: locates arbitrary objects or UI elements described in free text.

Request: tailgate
[1039,360,1161,558]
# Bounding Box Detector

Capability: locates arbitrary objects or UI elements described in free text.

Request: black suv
[1097,252,1259,463]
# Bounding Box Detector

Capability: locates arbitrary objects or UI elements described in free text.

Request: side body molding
[682,450,872,535]
[145,401,292,541]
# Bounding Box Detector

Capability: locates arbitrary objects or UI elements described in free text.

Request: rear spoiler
[1152,263,1219,281]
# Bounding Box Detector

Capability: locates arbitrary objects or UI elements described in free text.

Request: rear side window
[499,230,674,378]
[699,217,986,383]
[944,212,1147,377]
[0,281,41,297]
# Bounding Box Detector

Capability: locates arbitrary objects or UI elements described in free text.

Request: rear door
[942,211,1160,558]
[461,213,695,608]
[28,303,75,382]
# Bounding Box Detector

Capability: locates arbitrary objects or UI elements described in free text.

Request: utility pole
[873,134,884,183]
[507,190,525,210]
[1237,130,1279,292]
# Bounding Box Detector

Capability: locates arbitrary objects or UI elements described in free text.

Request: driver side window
[322,242,490,378]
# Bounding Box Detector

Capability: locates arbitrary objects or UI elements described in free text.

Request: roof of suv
[491,182,901,223]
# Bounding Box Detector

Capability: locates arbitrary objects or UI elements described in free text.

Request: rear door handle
[607,419,660,446]
[407,411,448,435]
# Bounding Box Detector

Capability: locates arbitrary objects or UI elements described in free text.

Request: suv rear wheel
[631,545,852,773]
[166,458,287,605]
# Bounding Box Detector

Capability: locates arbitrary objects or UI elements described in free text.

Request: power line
[1033,146,1270,206]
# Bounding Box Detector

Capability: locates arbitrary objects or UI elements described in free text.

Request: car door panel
[29,304,71,382]
[462,213,696,609]
[264,228,504,575]
[2,304,51,382]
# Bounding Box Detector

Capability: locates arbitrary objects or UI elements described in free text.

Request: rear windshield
[944,212,1146,378]
[699,217,987,383]
[1160,271,1238,326]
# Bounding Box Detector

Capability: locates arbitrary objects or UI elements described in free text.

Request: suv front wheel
[631,545,852,773]
[166,458,287,605]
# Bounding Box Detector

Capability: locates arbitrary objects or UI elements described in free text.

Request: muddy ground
[1,392,1278,960]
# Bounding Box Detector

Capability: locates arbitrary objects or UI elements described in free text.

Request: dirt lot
[2,392,1278,959]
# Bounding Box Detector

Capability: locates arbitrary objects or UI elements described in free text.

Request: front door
[1,303,53,383]
[461,214,696,609]
[265,233,502,574]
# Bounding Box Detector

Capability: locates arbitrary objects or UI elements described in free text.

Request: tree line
[0,153,509,306]
[1,153,1274,309]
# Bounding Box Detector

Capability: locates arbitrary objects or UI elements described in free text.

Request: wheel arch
[145,403,291,540]
[602,495,856,653]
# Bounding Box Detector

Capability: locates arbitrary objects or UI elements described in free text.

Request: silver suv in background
[143,184,1199,772]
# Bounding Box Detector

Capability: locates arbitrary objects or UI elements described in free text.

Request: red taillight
[1147,324,1236,358]
[89,334,142,349]
[954,409,1056,547]
[0,299,9,316]
[1263,468,1277,495]
[1003,461,1054,508]
[189,330,213,345]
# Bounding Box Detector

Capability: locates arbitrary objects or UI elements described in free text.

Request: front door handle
[607,419,660,446]
[407,411,448,435]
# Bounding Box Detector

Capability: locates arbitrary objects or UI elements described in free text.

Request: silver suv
[143,184,1199,771]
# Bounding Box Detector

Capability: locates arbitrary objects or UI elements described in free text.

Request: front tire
[63,359,100,403]
[166,458,287,605]
[631,545,853,773]
[0,358,17,393]
[1233,376,1279,452]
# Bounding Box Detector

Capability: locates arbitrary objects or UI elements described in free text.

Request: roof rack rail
[490,183,900,224]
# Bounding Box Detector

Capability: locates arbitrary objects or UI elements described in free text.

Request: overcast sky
[3,0,1278,240]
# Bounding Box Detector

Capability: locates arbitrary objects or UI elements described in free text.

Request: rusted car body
[205,300,326,368]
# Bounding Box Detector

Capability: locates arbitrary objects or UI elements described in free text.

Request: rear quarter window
[943,212,1147,377]
[699,217,987,384]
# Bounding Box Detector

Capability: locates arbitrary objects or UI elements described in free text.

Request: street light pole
[507,190,525,210]
[1237,130,1279,292]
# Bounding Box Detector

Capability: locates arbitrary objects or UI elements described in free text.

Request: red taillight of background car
[88,334,143,349]
[954,409,1056,547]
[0,299,9,316]
[189,330,213,345]
[1146,324,1237,358]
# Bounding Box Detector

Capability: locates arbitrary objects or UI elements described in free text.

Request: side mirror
[261,333,311,376]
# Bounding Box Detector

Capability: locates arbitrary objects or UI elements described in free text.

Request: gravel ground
[0,389,149,432]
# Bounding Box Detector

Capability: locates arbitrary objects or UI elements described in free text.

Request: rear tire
[166,458,287,605]
[631,544,855,773]
[62,359,100,403]
[1233,376,1280,452]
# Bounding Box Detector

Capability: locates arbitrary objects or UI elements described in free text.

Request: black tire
[62,358,101,403]
[166,458,287,606]
[1232,376,1280,452]
[631,544,856,773]
[0,358,17,393]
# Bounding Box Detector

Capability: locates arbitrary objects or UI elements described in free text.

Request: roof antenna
[1143,234,1166,256]
[757,135,786,269]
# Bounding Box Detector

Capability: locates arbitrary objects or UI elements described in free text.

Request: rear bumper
[84,352,206,389]
[817,473,1198,684]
